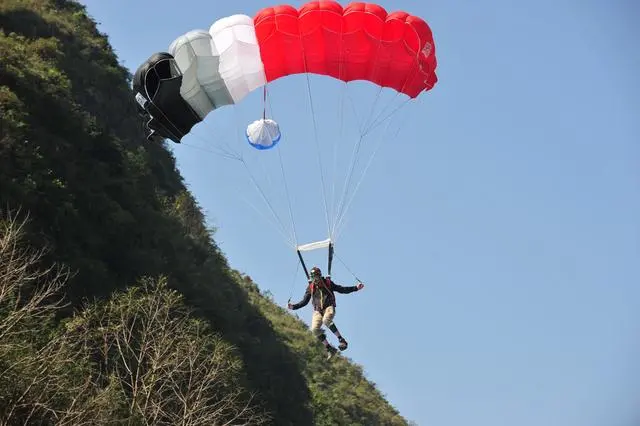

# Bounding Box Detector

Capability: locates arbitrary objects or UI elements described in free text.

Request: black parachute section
[132,52,201,143]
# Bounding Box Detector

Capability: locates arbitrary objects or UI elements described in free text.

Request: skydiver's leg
[312,309,338,358]
[311,310,332,346]
[310,310,323,339]
[322,307,348,351]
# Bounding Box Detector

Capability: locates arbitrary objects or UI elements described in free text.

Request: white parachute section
[168,29,232,118]
[168,14,266,118]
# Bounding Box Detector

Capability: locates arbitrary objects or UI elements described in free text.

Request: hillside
[0,1,410,424]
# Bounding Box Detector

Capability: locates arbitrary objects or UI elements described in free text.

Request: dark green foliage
[0,1,410,424]
[0,214,267,424]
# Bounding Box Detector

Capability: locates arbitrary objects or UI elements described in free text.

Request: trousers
[310,306,335,338]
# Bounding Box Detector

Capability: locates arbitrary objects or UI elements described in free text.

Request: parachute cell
[168,30,233,119]
[132,52,200,143]
[209,15,267,103]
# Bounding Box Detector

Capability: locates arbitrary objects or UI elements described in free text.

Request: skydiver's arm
[290,286,311,309]
[330,280,360,294]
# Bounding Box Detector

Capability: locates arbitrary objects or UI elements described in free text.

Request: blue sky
[79,0,639,425]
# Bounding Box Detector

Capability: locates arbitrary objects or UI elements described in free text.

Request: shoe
[338,337,348,351]
[326,344,338,360]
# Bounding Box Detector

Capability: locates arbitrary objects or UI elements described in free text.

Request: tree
[64,276,269,425]
[0,208,118,425]
[0,208,267,425]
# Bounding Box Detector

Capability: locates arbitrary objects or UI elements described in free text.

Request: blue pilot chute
[246,118,281,150]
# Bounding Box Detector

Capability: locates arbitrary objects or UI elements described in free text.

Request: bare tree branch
[0,207,71,346]
[66,277,269,425]
[0,208,269,425]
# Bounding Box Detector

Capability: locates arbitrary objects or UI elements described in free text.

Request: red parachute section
[253,1,438,98]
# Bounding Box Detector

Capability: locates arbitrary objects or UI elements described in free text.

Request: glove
[356,282,364,290]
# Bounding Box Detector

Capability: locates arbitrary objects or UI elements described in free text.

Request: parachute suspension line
[362,62,421,137]
[236,190,295,248]
[329,23,347,237]
[304,72,332,238]
[287,257,302,303]
[341,77,378,139]
[162,100,294,247]
[184,128,240,160]
[334,251,362,283]
[361,31,386,134]
[299,35,332,239]
[237,141,295,246]
[147,102,241,160]
[331,131,363,239]
[334,103,412,240]
[362,91,399,135]
[331,88,385,239]
[359,86,384,135]
[330,35,387,239]
[362,97,412,137]
[330,83,347,238]
[173,140,294,247]
[239,151,295,247]
[334,115,393,239]
[345,86,363,131]
[276,143,299,247]
[195,97,238,158]
[265,84,300,249]
[336,86,383,211]
[148,89,240,158]
[179,141,239,161]
[352,31,385,136]
[332,65,421,237]
[329,20,347,239]
[232,105,295,248]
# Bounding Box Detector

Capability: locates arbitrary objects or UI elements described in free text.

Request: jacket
[290,277,359,312]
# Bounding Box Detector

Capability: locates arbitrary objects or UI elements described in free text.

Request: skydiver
[288,266,364,359]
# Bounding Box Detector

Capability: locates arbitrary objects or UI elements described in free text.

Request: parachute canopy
[133,1,438,143]
[133,1,440,282]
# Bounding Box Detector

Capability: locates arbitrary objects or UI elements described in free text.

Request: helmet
[309,266,322,279]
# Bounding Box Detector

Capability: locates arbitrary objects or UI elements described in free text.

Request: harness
[309,277,335,311]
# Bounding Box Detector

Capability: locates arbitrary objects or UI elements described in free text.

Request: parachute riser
[295,242,334,280]
[297,250,310,280]
[328,243,334,277]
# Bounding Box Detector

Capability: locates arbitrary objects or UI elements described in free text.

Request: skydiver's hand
[356,282,364,290]
[287,302,294,310]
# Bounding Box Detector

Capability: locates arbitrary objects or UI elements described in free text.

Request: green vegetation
[0,0,410,424]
